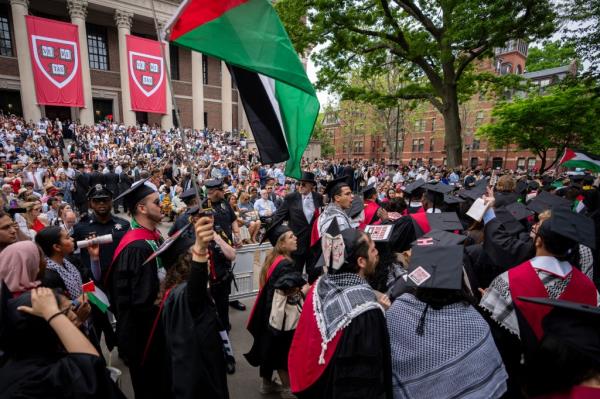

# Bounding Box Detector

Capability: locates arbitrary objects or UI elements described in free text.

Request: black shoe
[229,300,246,311]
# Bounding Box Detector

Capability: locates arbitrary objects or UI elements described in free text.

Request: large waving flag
[559,148,600,172]
[166,0,320,178]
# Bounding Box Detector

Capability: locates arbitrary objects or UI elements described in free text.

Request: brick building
[0,0,251,131]
[324,40,574,170]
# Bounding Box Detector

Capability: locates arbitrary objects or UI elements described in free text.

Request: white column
[160,35,173,130]
[67,0,94,126]
[9,0,41,122]
[114,10,135,127]
[191,52,205,131]
[221,60,232,132]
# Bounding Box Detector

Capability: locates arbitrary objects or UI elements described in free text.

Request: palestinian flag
[559,148,600,172]
[82,281,110,313]
[166,0,320,178]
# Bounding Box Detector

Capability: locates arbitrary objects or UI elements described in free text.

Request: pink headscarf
[0,241,41,294]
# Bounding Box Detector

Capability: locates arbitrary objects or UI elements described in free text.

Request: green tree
[565,0,600,78]
[526,40,579,73]
[275,0,556,167]
[312,112,335,157]
[477,84,600,172]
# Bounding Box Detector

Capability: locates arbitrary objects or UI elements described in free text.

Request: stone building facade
[0,0,250,132]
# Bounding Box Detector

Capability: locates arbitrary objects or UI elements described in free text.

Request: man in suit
[274,171,323,273]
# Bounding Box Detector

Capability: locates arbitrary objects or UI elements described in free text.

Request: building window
[517,157,526,170]
[472,139,480,150]
[492,157,503,169]
[353,141,363,154]
[87,24,108,70]
[418,139,425,152]
[169,45,179,80]
[414,119,425,133]
[539,78,551,88]
[202,54,208,84]
[429,138,435,152]
[470,157,478,168]
[412,139,419,152]
[475,111,485,127]
[0,14,13,57]
[431,118,436,131]
[527,157,536,170]
[203,112,207,128]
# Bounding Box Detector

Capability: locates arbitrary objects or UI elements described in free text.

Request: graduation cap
[505,202,534,221]
[324,176,350,199]
[516,180,528,195]
[424,182,454,195]
[443,193,465,205]
[114,177,157,213]
[411,229,467,247]
[457,183,487,201]
[261,219,291,246]
[526,191,570,214]
[547,207,596,249]
[402,179,426,196]
[518,297,600,366]
[426,212,463,231]
[143,223,194,267]
[322,218,363,274]
[346,196,364,219]
[362,183,377,198]
[406,245,464,290]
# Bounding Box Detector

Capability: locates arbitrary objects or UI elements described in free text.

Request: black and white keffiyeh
[318,203,353,236]
[313,273,383,364]
[46,257,83,299]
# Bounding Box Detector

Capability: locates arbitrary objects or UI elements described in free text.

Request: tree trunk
[539,151,547,174]
[442,85,463,168]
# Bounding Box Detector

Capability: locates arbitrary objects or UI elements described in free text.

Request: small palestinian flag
[82,281,110,313]
[166,0,319,179]
[559,148,600,172]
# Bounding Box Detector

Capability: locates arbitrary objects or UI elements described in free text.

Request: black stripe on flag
[228,64,289,165]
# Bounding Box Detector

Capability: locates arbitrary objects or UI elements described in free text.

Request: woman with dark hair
[387,245,508,399]
[0,286,125,398]
[246,222,307,398]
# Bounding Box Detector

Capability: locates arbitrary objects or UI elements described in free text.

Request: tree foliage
[275,0,556,166]
[526,40,579,73]
[477,83,600,172]
[564,0,600,78]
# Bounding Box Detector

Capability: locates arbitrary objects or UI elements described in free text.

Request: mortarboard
[426,212,463,231]
[411,229,467,247]
[457,183,487,201]
[548,207,596,249]
[518,297,600,366]
[143,223,194,267]
[406,244,464,290]
[324,176,350,199]
[362,183,377,198]
[424,182,454,195]
[505,202,534,221]
[443,193,465,205]
[114,177,157,213]
[261,219,291,246]
[516,180,528,195]
[403,179,426,196]
[526,191,570,214]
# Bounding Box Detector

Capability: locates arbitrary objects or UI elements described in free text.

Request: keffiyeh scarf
[387,294,508,399]
[318,204,353,236]
[46,257,83,299]
[313,273,383,364]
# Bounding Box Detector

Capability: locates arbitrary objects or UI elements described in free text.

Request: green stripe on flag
[171,0,319,178]
[88,289,110,313]
[562,160,600,172]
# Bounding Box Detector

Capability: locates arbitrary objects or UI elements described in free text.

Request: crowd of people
[0,113,598,399]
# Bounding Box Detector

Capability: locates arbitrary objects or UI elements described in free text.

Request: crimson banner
[25,16,84,107]
[126,35,166,114]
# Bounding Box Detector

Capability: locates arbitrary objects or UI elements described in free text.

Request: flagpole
[150,0,203,208]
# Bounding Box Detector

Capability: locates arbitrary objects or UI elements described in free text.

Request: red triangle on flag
[82,280,95,293]
[559,148,576,164]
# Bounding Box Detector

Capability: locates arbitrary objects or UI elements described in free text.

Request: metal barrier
[230,242,272,300]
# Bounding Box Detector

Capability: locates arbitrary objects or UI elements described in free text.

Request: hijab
[0,241,41,294]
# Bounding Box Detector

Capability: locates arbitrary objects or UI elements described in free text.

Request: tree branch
[394,0,441,40]
[455,45,488,81]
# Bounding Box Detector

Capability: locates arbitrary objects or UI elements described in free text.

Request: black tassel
[416,304,429,336]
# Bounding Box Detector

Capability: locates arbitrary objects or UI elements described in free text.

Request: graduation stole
[130,218,163,270]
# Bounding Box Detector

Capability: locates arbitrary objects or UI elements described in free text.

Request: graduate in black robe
[0,287,125,399]
[288,220,392,399]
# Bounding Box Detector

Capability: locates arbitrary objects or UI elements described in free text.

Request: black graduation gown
[245,258,305,376]
[108,239,162,399]
[159,261,229,399]
[297,309,393,399]
[0,353,125,399]
[482,217,534,270]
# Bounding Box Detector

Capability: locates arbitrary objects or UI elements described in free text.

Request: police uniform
[203,179,237,331]
[72,185,129,279]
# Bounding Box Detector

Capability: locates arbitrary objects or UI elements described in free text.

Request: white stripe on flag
[258,73,287,146]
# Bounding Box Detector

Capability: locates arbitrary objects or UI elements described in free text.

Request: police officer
[72,184,129,282]
[202,179,241,331]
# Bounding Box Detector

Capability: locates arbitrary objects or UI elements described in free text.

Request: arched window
[516,65,523,74]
